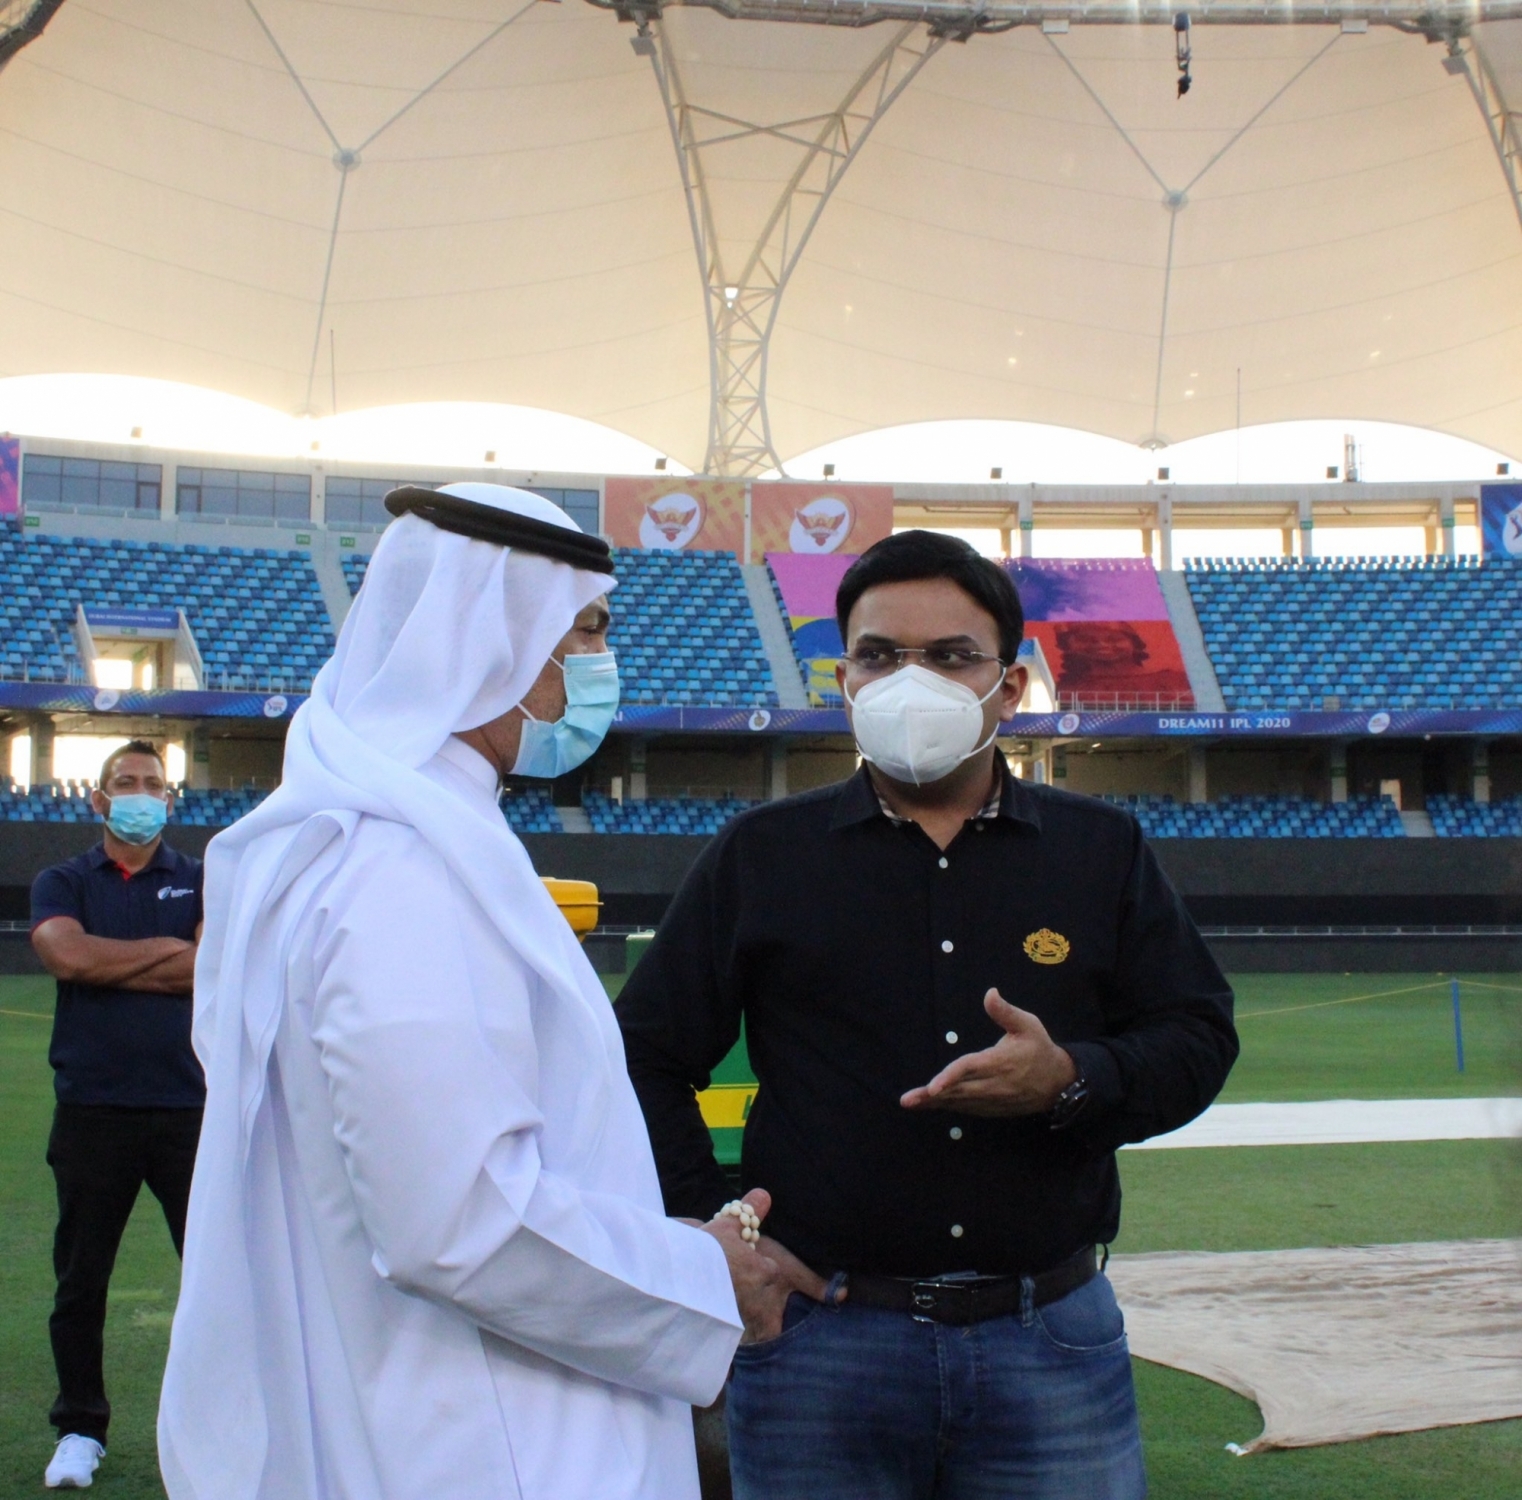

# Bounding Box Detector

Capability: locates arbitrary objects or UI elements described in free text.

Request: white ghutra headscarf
[161,484,615,1494]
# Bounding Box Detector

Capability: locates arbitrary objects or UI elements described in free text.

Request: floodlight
[823,463,836,478]
[654,456,668,471]
[1157,467,1170,481]
[990,467,1003,479]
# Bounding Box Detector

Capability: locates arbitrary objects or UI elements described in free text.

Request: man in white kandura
[159,484,780,1500]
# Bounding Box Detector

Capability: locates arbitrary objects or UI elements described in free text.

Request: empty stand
[500,784,562,834]
[1106,793,1407,838]
[607,550,778,707]
[1184,556,1522,711]
[343,547,779,708]
[0,530,333,690]
[583,790,758,835]
[1425,794,1522,837]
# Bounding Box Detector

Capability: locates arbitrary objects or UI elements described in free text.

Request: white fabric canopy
[1110,1240,1522,1453]
[0,3,1519,467]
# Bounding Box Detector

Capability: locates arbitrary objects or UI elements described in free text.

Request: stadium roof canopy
[1,0,1520,475]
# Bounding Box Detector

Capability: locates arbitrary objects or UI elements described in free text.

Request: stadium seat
[1183,556,1522,711]
[1103,793,1407,838]
[1425,794,1522,837]
[582,790,758,835]
[0,531,334,691]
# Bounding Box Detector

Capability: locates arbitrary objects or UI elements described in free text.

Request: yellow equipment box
[540,877,600,942]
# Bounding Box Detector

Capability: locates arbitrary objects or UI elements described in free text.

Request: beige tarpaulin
[1108,1240,1522,1454]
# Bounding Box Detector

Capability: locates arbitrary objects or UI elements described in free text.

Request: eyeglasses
[842,646,1006,677]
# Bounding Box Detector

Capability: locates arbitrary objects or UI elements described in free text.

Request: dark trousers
[46,1103,203,1444]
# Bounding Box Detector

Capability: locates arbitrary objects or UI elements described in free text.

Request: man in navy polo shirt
[31,739,204,1491]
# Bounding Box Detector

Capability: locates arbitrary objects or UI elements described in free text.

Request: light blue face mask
[103,792,169,846]
[511,651,620,779]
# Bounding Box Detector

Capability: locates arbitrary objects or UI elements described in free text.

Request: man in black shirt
[618,532,1237,1500]
[30,740,204,1491]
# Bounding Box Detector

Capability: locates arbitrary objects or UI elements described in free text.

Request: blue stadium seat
[345,547,779,709]
[1425,794,1522,837]
[0,530,334,691]
[582,790,759,835]
[1103,792,1406,838]
[1183,556,1522,710]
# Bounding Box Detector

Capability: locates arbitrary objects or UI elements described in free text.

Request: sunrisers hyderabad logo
[1023,929,1071,965]
[639,491,704,550]
[789,494,854,554]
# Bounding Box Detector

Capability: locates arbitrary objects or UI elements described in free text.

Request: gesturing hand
[699,1188,788,1344]
[899,989,1077,1117]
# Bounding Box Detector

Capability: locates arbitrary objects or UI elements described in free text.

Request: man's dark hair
[100,739,165,788]
[836,530,1025,662]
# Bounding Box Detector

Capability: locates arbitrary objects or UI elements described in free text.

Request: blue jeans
[726,1273,1146,1500]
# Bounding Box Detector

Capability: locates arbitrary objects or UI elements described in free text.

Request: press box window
[22,455,162,513]
[326,478,437,527]
[527,488,600,535]
[178,467,311,522]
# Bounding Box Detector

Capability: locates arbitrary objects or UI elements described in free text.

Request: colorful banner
[1007,559,1193,711]
[604,477,746,555]
[0,436,18,519]
[1480,483,1522,559]
[766,552,856,704]
[749,482,893,564]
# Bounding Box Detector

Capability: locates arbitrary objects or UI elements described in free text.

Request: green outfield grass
[2,971,1518,1499]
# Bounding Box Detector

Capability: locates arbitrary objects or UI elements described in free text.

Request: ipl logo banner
[1480,482,1522,559]
[749,482,893,563]
[604,478,747,554]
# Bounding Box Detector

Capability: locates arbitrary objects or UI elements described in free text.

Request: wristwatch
[1046,1068,1091,1131]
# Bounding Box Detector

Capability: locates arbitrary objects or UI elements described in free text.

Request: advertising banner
[0,436,18,519]
[604,477,746,555]
[749,482,893,564]
[1480,483,1522,559]
[766,552,857,704]
[1006,558,1194,711]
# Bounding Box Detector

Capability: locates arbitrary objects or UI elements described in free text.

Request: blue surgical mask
[511,651,620,779]
[103,792,169,845]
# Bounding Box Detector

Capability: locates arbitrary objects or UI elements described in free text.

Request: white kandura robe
[182,739,741,1500]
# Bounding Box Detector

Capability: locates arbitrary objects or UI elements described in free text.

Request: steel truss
[625,14,944,475]
[590,0,1522,474]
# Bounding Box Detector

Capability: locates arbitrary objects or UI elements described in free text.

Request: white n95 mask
[845,664,1003,786]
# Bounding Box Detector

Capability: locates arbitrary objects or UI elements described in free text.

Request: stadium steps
[1157,570,1226,712]
[557,804,592,834]
[1400,810,1436,838]
[310,547,356,633]
[740,564,809,709]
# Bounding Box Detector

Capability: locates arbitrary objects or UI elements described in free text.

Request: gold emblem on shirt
[1024,929,1070,965]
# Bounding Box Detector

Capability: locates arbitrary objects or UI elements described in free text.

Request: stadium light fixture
[1174,12,1192,98]
[1327,466,1339,479]
[823,463,836,477]
[654,456,668,471]
[484,450,496,463]
[130,426,142,440]
[1498,463,1511,475]
[1157,467,1170,481]
[991,467,1003,479]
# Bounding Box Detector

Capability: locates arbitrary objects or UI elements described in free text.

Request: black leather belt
[842,1246,1099,1326]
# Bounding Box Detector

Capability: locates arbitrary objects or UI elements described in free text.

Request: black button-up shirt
[32,841,205,1109]
[617,765,1237,1277]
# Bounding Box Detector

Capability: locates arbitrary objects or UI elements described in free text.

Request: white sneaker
[45,1435,104,1489]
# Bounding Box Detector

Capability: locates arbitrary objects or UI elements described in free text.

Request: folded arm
[32,916,197,995]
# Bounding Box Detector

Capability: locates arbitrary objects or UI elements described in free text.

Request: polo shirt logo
[158,887,196,900]
[1024,929,1070,965]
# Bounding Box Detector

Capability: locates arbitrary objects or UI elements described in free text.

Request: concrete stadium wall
[4,827,1518,974]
